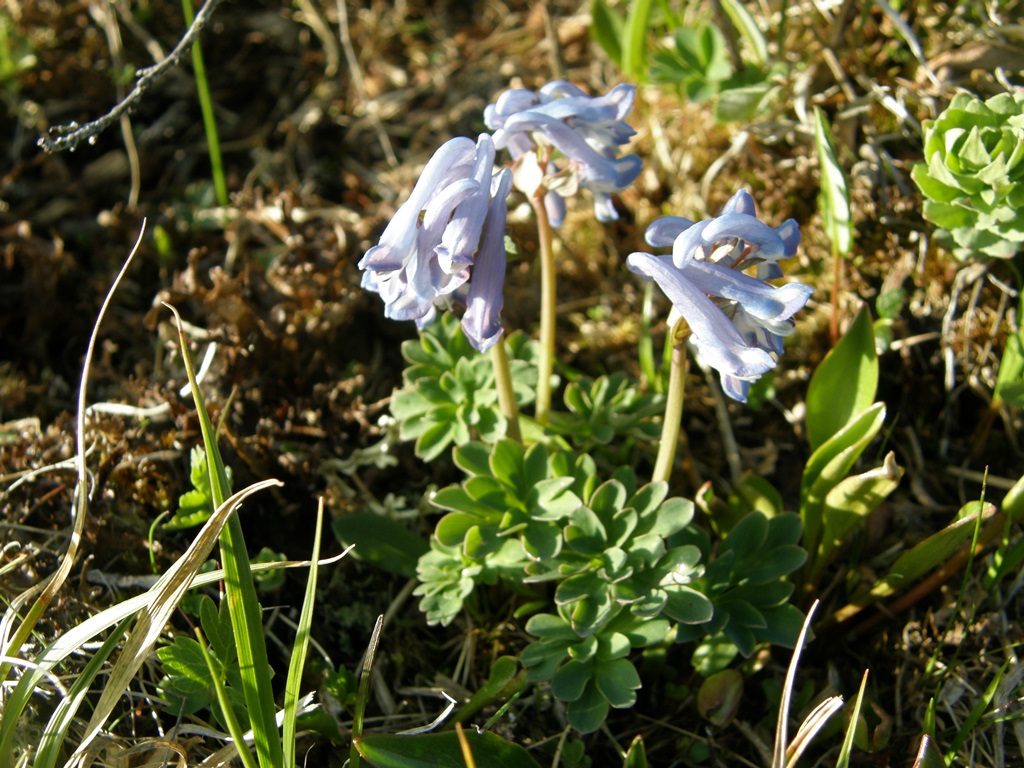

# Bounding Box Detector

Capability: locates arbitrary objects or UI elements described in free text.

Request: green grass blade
[181,0,228,206]
[622,0,653,80]
[197,627,260,768]
[773,600,819,768]
[167,302,285,768]
[0,534,315,766]
[946,660,1009,760]
[33,615,134,768]
[351,614,385,768]
[283,499,325,768]
[719,0,768,66]
[61,478,282,765]
[835,670,869,768]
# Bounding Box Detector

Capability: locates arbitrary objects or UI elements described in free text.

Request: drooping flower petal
[485,81,642,223]
[630,190,812,401]
[463,169,513,351]
[626,251,776,379]
[359,134,511,348]
[645,216,696,247]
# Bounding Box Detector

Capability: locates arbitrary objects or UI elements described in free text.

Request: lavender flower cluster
[359,81,811,399]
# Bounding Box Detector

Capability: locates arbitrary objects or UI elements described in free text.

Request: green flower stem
[491,337,522,443]
[531,191,557,425]
[652,327,689,484]
[182,0,228,207]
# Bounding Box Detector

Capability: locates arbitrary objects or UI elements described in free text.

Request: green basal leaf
[871,503,997,599]
[713,82,772,123]
[806,306,878,451]
[813,107,853,256]
[355,730,541,768]
[590,0,625,67]
[621,0,653,81]
[625,735,648,768]
[995,295,1024,408]
[801,402,886,556]
[912,735,947,768]
[332,511,429,579]
[489,437,524,488]
[415,420,456,462]
[720,508,768,562]
[817,452,902,575]
[719,0,768,65]
[662,585,714,624]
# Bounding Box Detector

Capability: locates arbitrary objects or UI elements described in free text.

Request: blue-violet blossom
[359,134,512,352]
[484,80,642,226]
[628,190,812,402]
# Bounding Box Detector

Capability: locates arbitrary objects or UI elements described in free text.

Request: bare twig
[37,0,225,153]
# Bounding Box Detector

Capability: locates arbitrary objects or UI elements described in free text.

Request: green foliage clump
[911,91,1024,260]
[390,313,537,460]
[413,438,807,732]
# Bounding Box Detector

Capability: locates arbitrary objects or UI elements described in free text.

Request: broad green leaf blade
[624,734,648,768]
[454,655,525,724]
[813,107,853,257]
[816,452,903,579]
[356,729,541,768]
[994,296,1024,408]
[801,402,885,566]
[1001,470,1024,523]
[332,511,429,578]
[806,307,878,452]
[871,503,999,601]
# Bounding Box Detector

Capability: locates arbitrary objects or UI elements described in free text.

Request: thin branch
[37,0,225,154]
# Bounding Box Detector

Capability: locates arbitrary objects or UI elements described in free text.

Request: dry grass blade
[785,696,844,767]
[773,600,820,768]
[0,224,145,686]
[64,477,283,768]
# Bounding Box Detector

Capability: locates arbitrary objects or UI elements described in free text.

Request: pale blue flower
[359,134,512,351]
[627,190,812,402]
[484,81,642,226]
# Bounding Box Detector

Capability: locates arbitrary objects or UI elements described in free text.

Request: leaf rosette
[911,91,1024,260]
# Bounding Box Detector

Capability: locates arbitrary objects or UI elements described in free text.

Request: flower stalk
[491,338,522,443]
[532,190,557,426]
[652,322,690,484]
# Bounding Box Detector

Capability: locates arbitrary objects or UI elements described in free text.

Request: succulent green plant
[911,91,1024,260]
[390,313,537,460]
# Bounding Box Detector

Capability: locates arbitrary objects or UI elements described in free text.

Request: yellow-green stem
[652,335,689,484]
[491,339,522,443]
[531,192,557,425]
